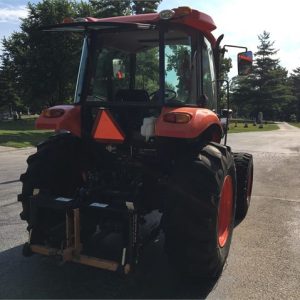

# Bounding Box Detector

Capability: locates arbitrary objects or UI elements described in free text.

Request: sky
[0,0,299,75]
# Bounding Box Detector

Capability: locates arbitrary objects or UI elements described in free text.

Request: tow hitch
[22,194,153,275]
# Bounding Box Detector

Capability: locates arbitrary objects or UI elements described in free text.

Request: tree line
[0,0,161,115]
[231,31,300,122]
[0,1,299,122]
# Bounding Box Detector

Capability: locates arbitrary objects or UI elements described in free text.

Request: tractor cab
[78,22,217,108]
[38,8,223,146]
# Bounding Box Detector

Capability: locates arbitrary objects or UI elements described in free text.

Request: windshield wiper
[87,95,108,101]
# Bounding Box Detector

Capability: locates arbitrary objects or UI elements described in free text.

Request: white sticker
[89,202,108,208]
[125,202,134,210]
[55,197,72,202]
[33,189,40,195]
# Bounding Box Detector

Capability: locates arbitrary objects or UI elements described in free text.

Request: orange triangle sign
[92,110,125,143]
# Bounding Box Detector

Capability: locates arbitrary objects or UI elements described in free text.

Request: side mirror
[112,58,125,79]
[237,51,253,75]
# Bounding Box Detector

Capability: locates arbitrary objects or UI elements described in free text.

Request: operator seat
[115,89,150,102]
[113,89,151,136]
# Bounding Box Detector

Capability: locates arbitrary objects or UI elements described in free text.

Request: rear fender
[155,107,223,142]
[35,105,81,137]
[201,124,223,143]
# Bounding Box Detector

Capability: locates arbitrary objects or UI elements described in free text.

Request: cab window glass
[202,38,217,109]
[164,28,196,104]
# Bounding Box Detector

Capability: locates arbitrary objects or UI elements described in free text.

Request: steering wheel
[149,89,177,101]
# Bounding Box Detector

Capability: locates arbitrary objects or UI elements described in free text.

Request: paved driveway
[0,123,299,299]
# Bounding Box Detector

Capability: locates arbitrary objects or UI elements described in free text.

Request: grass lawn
[0,118,53,148]
[227,122,279,133]
[0,117,280,148]
[289,122,300,128]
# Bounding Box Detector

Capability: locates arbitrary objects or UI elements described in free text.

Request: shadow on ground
[0,238,218,299]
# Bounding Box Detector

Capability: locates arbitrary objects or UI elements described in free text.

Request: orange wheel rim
[218,175,233,248]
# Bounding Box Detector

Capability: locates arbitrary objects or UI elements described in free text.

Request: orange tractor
[18,7,253,280]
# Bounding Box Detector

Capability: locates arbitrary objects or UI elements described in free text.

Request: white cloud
[0,5,28,23]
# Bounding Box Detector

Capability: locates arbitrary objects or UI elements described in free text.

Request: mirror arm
[214,34,224,82]
[222,45,248,52]
[217,79,230,146]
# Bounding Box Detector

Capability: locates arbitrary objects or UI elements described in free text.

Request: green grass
[0,117,281,148]
[289,122,300,128]
[0,118,53,148]
[227,122,279,133]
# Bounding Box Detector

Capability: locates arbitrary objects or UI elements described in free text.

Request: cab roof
[86,8,217,45]
[42,8,217,46]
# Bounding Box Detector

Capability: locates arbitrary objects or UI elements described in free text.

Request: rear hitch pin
[130,146,133,157]
[121,247,127,266]
[28,229,32,242]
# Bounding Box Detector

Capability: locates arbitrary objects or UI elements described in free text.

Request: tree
[0,0,86,112]
[132,1,161,14]
[89,0,161,17]
[0,0,162,112]
[232,31,295,120]
[219,57,232,109]
[89,0,131,17]
[136,48,159,93]
[0,58,22,114]
[289,67,300,121]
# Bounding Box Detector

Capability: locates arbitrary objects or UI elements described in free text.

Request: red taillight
[43,108,65,118]
[163,112,192,124]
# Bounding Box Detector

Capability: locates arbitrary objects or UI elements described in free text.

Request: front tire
[233,152,253,222]
[163,143,236,280]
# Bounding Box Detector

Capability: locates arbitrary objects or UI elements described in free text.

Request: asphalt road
[0,123,299,299]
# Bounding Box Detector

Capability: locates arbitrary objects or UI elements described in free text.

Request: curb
[0,146,35,153]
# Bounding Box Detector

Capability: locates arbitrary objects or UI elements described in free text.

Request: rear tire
[233,152,253,222]
[18,133,83,224]
[163,143,236,280]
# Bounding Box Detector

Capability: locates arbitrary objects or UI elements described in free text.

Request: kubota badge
[92,110,125,143]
